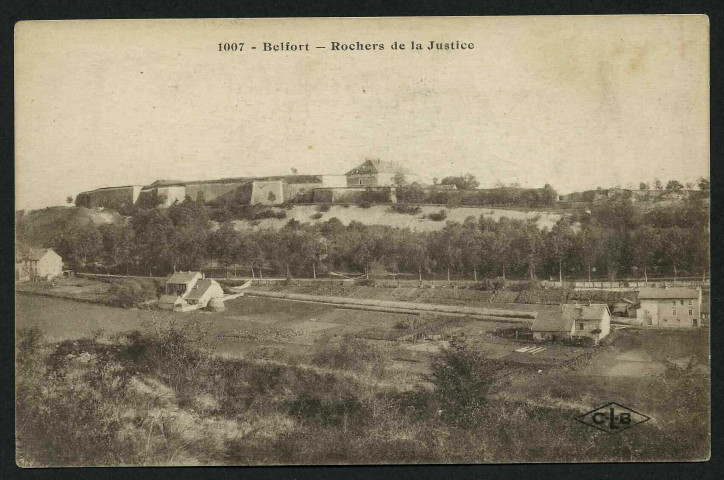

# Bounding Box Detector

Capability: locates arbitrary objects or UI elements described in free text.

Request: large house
[15,247,63,282]
[345,159,421,187]
[532,303,611,345]
[157,271,224,311]
[636,287,702,327]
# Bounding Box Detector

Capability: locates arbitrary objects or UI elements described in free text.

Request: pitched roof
[531,304,609,332]
[637,287,699,300]
[345,159,413,176]
[183,279,219,300]
[167,271,202,285]
[18,247,56,261]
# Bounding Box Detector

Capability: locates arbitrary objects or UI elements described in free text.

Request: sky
[15,16,709,211]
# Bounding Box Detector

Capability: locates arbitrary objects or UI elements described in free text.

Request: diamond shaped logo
[576,402,651,434]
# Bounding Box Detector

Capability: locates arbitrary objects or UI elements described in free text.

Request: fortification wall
[184,181,246,203]
[75,186,142,212]
[312,187,394,204]
[250,180,285,205]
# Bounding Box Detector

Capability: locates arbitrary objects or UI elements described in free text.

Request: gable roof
[638,287,699,300]
[183,279,219,300]
[532,304,609,332]
[18,247,58,261]
[345,159,413,176]
[167,271,202,285]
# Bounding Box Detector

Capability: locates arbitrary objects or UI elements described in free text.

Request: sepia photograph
[14,16,710,466]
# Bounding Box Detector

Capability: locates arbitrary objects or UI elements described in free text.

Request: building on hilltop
[636,287,702,327]
[345,159,421,187]
[532,303,611,345]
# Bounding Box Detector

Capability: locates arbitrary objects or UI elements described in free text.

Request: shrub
[358,201,372,209]
[311,212,323,220]
[390,203,421,215]
[317,203,331,212]
[275,210,287,219]
[470,277,507,291]
[427,209,448,221]
[430,338,506,427]
[311,337,390,376]
[107,279,157,307]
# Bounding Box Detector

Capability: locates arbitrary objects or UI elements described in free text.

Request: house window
[689,300,693,305]
[680,300,684,306]
[359,179,363,185]
[579,322,585,331]
[689,309,693,316]
[672,309,676,316]
[672,301,676,306]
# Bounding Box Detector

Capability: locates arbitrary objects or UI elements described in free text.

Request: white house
[532,303,611,345]
[16,247,63,282]
[158,271,224,311]
[636,287,702,327]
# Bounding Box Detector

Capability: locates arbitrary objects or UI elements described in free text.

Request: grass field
[16,295,710,464]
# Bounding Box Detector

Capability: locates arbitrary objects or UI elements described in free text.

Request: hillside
[16,206,124,247]
[232,204,564,232]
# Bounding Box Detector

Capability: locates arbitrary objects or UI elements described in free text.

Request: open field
[16,294,709,464]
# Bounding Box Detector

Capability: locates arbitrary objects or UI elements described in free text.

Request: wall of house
[346,173,378,187]
[637,298,700,327]
[37,251,63,279]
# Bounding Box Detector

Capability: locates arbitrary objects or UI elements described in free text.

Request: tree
[99,224,136,274]
[631,226,660,282]
[545,218,575,282]
[430,339,504,427]
[639,182,649,190]
[540,184,558,206]
[392,172,408,187]
[577,222,604,282]
[66,196,73,204]
[665,180,684,191]
[653,179,663,190]
[697,177,710,192]
[291,167,298,174]
[440,173,479,190]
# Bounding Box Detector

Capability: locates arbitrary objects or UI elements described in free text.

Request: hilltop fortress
[75,159,424,212]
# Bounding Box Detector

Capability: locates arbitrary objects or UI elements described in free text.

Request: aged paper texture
[15,16,709,466]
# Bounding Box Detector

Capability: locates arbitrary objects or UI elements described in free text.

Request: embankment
[243,289,536,323]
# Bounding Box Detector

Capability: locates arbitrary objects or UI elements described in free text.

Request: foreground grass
[15,324,709,466]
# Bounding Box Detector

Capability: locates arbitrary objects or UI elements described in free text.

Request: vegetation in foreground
[16,323,709,466]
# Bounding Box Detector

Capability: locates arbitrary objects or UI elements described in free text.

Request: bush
[430,338,506,427]
[317,203,331,212]
[358,201,372,209]
[275,210,287,219]
[470,277,507,291]
[311,337,390,376]
[427,209,448,221]
[311,212,324,220]
[390,203,421,215]
[107,279,157,307]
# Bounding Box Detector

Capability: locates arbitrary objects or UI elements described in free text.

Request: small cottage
[532,303,611,345]
[16,247,63,282]
[158,271,224,311]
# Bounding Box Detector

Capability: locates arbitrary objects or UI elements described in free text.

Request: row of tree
[50,192,709,282]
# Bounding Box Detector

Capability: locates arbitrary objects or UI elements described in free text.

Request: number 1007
[218,43,245,52]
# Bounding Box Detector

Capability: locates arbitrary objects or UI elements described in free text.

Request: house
[636,287,702,327]
[157,271,224,311]
[345,159,421,187]
[16,247,63,282]
[611,297,637,318]
[532,304,611,345]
